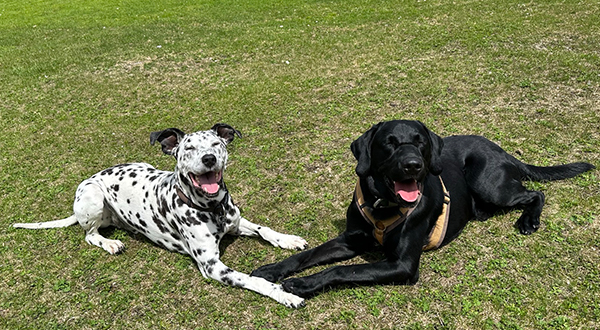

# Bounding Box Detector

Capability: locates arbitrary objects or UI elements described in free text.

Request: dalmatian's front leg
[236,217,308,250]
[190,241,305,308]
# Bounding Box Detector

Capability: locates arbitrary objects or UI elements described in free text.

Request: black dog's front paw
[281,278,314,298]
[516,213,540,235]
[251,263,285,283]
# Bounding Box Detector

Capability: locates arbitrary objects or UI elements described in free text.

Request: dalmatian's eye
[212,142,221,147]
[185,146,196,151]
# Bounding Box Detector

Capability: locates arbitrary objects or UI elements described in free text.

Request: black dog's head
[350,120,443,206]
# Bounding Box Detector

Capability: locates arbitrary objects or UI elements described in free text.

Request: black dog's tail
[517,160,595,182]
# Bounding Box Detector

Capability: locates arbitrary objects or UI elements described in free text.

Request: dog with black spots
[14,123,308,307]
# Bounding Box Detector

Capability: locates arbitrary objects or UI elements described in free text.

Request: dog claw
[275,288,305,308]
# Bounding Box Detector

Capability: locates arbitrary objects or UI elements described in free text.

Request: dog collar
[175,185,226,216]
[354,177,450,250]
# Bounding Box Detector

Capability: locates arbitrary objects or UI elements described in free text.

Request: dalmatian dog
[13,123,308,308]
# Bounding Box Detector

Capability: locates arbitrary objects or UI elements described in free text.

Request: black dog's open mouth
[393,179,422,203]
[189,171,223,196]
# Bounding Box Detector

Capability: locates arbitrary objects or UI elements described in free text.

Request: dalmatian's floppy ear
[150,128,186,156]
[350,122,382,177]
[211,123,242,144]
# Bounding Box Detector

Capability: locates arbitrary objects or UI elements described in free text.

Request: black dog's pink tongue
[194,172,219,194]
[394,180,420,202]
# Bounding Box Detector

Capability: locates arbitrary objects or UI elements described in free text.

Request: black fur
[252,120,595,298]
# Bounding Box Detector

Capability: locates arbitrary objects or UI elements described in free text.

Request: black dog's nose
[202,154,217,168]
[402,158,423,175]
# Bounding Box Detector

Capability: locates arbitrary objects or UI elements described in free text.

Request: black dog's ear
[150,128,186,156]
[350,122,382,177]
[418,121,444,175]
[211,123,242,144]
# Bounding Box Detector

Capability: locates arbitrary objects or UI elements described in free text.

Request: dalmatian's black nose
[202,154,217,168]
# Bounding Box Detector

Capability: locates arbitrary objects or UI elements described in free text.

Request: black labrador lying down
[252,120,595,298]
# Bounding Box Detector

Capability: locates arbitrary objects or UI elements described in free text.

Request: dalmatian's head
[150,124,241,199]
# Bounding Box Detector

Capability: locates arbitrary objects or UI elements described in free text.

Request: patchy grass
[1,0,599,329]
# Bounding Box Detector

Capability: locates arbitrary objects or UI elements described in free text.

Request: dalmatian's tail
[13,215,77,229]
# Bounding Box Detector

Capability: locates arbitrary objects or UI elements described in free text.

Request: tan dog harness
[354,177,450,251]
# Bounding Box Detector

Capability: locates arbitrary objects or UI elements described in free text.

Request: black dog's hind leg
[251,230,370,283]
[465,159,545,235]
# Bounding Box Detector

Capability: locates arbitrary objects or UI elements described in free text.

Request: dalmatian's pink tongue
[193,172,220,194]
[394,180,420,203]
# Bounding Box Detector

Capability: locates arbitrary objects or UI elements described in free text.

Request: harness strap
[354,180,418,246]
[354,177,450,250]
[422,178,450,251]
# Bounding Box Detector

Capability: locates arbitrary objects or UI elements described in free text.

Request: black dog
[251,120,595,298]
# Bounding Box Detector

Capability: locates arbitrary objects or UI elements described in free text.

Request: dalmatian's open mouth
[189,171,223,196]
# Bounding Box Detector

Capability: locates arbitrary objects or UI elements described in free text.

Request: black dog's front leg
[251,231,369,283]
[281,258,420,298]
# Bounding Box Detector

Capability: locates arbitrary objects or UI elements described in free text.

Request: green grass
[1,0,599,329]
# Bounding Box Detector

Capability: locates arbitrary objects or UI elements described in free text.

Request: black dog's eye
[387,136,400,148]
[413,134,424,144]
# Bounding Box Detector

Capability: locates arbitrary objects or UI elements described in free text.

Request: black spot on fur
[171,243,183,252]
[221,277,234,286]
[111,184,120,192]
[101,169,113,176]
[158,197,169,217]
[129,172,137,178]
[132,181,138,186]
[199,214,209,223]
[169,220,181,234]
[152,216,169,234]
[220,268,233,276]
[179,172,191,187]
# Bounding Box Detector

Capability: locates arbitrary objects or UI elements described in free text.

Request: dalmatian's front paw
[272,234,308,250]
[102,239,125,255]
[272,285,306,308]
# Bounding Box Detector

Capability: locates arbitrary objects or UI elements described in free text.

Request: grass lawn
[1,0,599,329]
